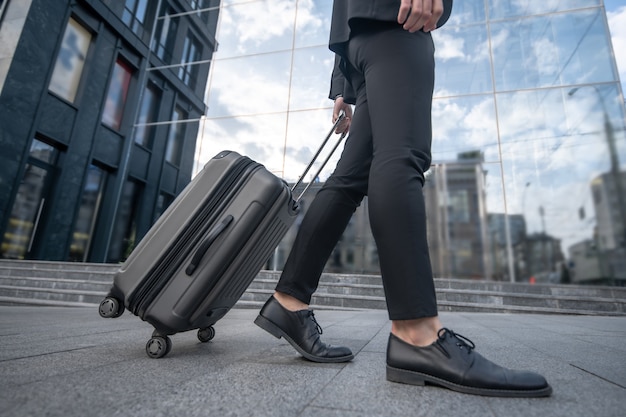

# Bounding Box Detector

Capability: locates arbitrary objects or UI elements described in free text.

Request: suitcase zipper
[128,157,259,316]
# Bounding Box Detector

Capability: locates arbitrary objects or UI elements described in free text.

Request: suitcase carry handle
[291,111,348,203]
[185,215,234,275]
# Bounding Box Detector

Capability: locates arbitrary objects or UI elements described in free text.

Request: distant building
[0,0,219,262]
[424,151,491,280]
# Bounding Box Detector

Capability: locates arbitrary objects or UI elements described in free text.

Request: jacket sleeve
[328,54,345,100]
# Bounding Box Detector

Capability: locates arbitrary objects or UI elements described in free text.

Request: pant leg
[278,23,439,320]
[347,24,438,320]
[275,92,374,304]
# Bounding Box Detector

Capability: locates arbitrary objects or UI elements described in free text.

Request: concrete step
[0,260,624,315]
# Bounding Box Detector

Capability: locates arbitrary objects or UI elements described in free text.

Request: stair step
[0,285,106,304]
[0,276,112,291]
[0,260,624,315]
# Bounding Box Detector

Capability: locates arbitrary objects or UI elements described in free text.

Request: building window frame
[101,57,134,131]
[48,17,92,103]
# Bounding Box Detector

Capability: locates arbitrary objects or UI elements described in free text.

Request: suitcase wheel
[197,326,215,343]
[146,335,172,359]
[98,297,125,318]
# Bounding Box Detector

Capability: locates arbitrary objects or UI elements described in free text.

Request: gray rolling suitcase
[99,114,347,358]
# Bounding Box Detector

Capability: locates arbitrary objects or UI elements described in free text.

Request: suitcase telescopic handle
[185,215,234,275]
[291,111,348,203]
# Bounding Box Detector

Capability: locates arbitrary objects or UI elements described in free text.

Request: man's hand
[333,96,352,134]
[397,0,444,33]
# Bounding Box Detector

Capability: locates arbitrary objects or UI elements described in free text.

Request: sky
[605,0,626,93]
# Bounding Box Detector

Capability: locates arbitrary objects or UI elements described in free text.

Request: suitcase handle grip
[186,215,234,275]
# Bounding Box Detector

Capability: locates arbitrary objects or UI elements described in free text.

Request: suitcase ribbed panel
[223,217,289,299]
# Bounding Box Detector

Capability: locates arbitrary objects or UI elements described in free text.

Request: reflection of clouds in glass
[217,1,295,56]
[530,38,560,76]
[216,0,327,57]
[489,0,600,19]
[434,25,492,95]
[284,109,344,182]
[295,0,332,47]
[289,47,335,110]
[491,9,614,90]
[432,96,497,161]
[207,52,291,117]
[607,6,626,93]
[198,113,287,175]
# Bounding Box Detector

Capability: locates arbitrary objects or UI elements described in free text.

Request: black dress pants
[276,21,438,321]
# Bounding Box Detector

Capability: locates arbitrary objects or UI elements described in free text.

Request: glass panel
[434,23,492,96]
[49,18,91,103]
[206,52,291,117]
[490,9,617,91]
[289,46,335,111]
[283,109,343,182]
[152,5,178,63]
[1,140,58,259]
[1,164,49,259]
[122,0,149,37]
[165,107,186,166]
[424,159,497,280]
[121,0,138,26]
[445,0,487,25]
[488,0,601,20]
[214,1,295,59]
[197,113,288,176]
[68,164,106,262]
[102,59,133,130]
[134,83,160,148]
[154,192,174,222]
[431,95,498,163]
[497,84,626,283]
[294,0,333,48]
[29,140,57,164]
[179,33,202,88]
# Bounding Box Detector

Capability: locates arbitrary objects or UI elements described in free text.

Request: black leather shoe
[254,296,354,363]
[386,328,552,397]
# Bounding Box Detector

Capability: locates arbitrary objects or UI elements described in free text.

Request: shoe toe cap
[506,369,550,390]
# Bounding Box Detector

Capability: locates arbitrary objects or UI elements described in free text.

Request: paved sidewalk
[0,306,624,417]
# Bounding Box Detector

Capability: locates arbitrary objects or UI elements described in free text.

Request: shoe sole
[254,314,354,364]
[386,365,553,398]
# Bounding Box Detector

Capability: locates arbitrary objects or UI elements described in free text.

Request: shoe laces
[307,311,323,335]
[438,328,475,354]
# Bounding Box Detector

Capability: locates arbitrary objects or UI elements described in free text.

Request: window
[122,0,150,39]
[190,0,211,24]
[102,59,133,130]
[107,179,143,263]
[152,4,178,63]
[49,18,91,103]
[133,83,160,148]
[1,140,59,259]
[154,192,174,222]
[68,164,106,262]
[165,106,186,166]
[179,32,202,87]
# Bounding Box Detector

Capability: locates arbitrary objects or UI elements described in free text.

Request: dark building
[0,0,219,262]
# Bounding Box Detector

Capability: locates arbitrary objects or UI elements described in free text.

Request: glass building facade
[196,0,626,285]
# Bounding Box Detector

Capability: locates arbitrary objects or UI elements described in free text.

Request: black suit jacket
[329,0,453,102]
